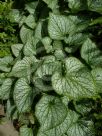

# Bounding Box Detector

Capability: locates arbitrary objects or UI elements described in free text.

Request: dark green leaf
[20,125,33,136]
[81,38,102,68]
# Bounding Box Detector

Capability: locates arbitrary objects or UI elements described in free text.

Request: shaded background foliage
[0,0,19,57]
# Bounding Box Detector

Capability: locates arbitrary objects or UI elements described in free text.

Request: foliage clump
[0,0,102,136]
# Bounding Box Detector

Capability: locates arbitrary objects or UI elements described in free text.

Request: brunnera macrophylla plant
[0,0,102,136]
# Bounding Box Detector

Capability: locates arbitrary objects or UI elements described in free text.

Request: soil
[0,105,18,136]
[0,121,19,136]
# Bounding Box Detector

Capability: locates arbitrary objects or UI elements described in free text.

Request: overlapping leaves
[0,0,102,136]
[52,57,97,99]
[35,95,95,136]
